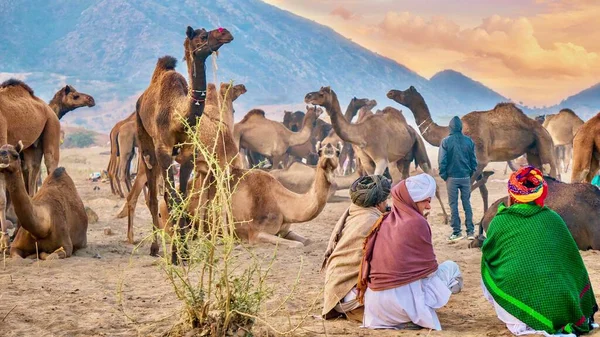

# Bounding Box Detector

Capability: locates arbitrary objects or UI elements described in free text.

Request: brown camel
[321,97,373,174]
[388,86,558,211]
[131,26,233,260]
[22,85,96,196]
[0,142,87,259]
[115,120,138,197]
[234,106,323,169]
[542,109,584,173]
[283,110,332,166]
[470,176,600,250]
[571,112,600,183]
[122,81,246,241]
[305,86,448,222]
[176,141,341,248]
[107,112,136,197]
[0,79,62,250]
[269,156,339,201]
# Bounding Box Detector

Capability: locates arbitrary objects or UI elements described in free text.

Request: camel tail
[151,56,177,80]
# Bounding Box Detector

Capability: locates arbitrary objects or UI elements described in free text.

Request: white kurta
[362,261,463,330]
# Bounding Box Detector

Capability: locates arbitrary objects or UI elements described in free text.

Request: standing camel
[542,109,584,173]
[0,142,88,259]
[571,112,600,183]
[22,85,96,195]
[0,79,62,249]
[283,110,332,166]
[388,86,558,211]
[234,106,322,169]
[305,86,448,222]
[132,26,233,261]
[107,112,136,197]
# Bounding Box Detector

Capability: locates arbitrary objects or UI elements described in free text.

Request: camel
[305,86,448,222]
[0,79,62,250]
[107,112,136,197]
[542,109,584,173]
[283,110,332,166]
[387,86,558,211]
[168,141,341,248]
[122,81,246,243]
[22,85,96,196]
[0,142,88,259]
[131,26,233,260]
[571,112,600,183]
[114,120,138,196]
[269,158,339,201]
[234,106,323,169]
[321,97,374,174]
[470,176,600,251]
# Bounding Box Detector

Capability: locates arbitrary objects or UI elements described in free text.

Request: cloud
[330,6,360,20]
[378,12,599,77]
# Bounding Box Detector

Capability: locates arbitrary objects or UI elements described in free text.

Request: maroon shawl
[357,180,438,303]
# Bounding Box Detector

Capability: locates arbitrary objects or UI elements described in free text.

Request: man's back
[438,117,477,180]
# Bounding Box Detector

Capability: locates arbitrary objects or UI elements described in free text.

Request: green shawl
[481,203,598,335]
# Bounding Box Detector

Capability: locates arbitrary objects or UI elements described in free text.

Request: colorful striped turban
[508,166,548,207]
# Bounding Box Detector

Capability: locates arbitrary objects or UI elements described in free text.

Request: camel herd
[2,24,600,261]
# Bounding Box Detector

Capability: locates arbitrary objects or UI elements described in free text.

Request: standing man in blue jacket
[438,116,478,242]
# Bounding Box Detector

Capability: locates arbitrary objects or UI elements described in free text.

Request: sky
[262,0,600,107]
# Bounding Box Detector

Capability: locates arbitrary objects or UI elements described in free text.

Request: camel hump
[559,108,576,115]
[151,56,177,81]
[0,79,35,96]
[240,109,266,123]
[51,167,67,180]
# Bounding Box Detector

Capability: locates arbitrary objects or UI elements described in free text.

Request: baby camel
[0,142,87,259]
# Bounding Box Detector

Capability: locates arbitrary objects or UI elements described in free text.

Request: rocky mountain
[533,83,600,119]
[1,0,597,132]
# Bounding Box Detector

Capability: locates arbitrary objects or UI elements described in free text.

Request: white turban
[405,173,436,202]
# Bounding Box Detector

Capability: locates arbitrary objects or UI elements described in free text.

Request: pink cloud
[330,6,360,21]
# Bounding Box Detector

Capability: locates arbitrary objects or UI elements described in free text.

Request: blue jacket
[438,116,478,180]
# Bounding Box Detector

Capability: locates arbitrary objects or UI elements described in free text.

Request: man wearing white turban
[358,173,463,331]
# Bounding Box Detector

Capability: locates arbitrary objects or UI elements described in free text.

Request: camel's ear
[336,142,343,155]
[315,141,322,154]
[186,26,196,39]
[324,86,331,93]
[16,140,24,154]
[409,85,416,92]
[63,85,71,94]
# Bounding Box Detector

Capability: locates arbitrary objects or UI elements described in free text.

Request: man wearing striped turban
[481,166,598,336]
[321,175,391,322]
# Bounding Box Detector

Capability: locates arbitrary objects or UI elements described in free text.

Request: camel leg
[418,161,449,224]
[373,159,388,176]
[120,168,147,220]
[117,153,132,198]
[114,156,126,198]
[396,160,410,180]
[253,232,304,248]
[585,159,599,183]
[564,145,573,173]
[0,179,8,252]
[40,247,69,260]
[282,230,311,246]
[479,183,489,212]
[40,117,60,175]
[107,153,118,195]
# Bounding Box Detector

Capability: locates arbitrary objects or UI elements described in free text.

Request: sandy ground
[1,146,599,337]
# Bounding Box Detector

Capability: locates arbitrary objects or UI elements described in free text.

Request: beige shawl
[322,204,382,317]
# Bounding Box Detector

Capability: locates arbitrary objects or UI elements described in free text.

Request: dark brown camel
[283,110,332,166]
[388,86,558,211]
[131,26,233,262]
[470,176,600,251]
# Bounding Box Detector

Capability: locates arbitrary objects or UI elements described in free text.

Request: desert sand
[1,146,598,337]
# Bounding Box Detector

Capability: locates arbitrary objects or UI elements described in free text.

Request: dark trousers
[446,177,474,235]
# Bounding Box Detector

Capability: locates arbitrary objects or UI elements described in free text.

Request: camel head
[387,86,421,106]
[184,26,234,62]
[365,99,378,110]
[58,85,95,109]
[534,115,546,124]
[315,141,342,180]
[0,141,24,172]
[306,105,324,125]
[228,83,247,102]
[304,86,335,109]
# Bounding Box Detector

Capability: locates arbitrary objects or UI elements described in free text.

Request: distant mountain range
[1,0,598,133]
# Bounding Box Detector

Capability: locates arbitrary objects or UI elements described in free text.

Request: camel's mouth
[386,90,396,99]
[0,163,8,169]
[304,93,319,104]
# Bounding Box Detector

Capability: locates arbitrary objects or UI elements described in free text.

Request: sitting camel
[269,158,339,201]
[470,176,600,251]
[388,86,558,211]
[571,112,600,183]
[175,142,341,248]
[0,79,62,249]
[305,86,448,222]
[0,142,87,258]
[234,106,323,169]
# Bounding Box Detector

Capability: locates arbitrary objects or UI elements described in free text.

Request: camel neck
[4,170,48,239]
[48,100,70,120]
[406,97,448,147]
[187,58,208,126]
[326,95,362,145]
[344,103,360,122]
